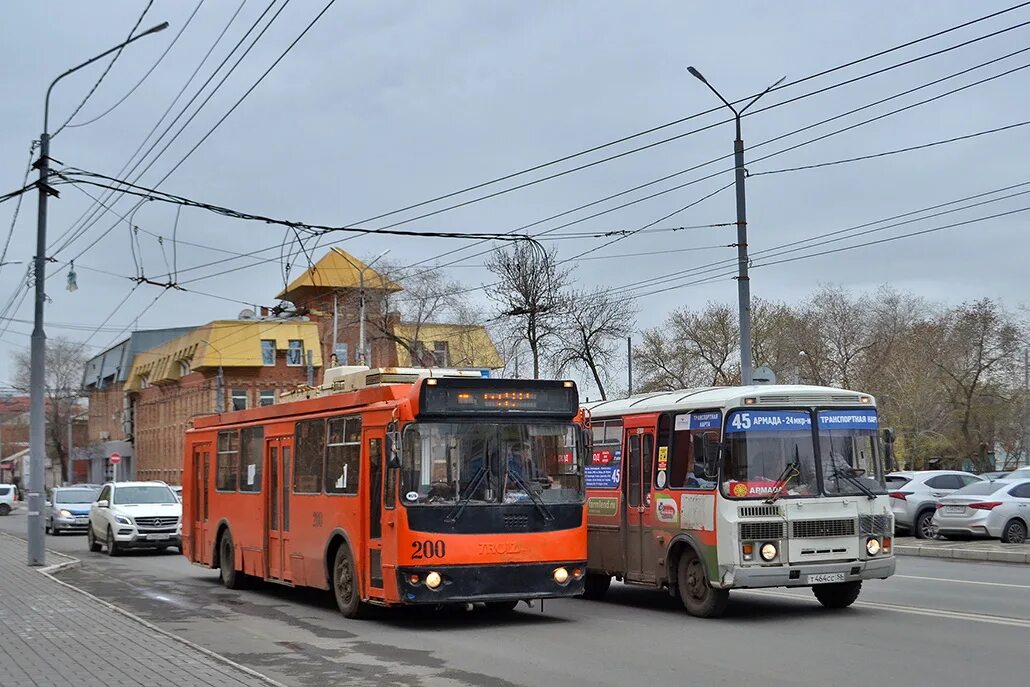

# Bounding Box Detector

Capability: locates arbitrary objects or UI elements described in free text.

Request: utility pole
[627,336,633,396]
[66,411,73,485]
[28,21,168,566]
[1023,347,1029,467]
[687,67,784,386]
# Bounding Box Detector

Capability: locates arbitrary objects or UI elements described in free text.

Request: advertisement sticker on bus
[588,496,619,517]
[728,481,783,497]
[585,465,621,489]
[591,449,616,464]
[817,409,878,430]
[725,410,811,433]
[655,496,678,522]
[657,446,669,470]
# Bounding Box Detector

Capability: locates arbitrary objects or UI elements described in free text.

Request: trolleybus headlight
[553,567,570,584]
[866,537,881,556]
[759,543,777,561]
[425,571,442,589]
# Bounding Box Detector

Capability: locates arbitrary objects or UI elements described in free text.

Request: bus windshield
[401,422,582,506]
[816,409,886,495]
[722,410,819,499]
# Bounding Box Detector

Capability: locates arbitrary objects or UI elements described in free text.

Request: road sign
[109,453,122,465]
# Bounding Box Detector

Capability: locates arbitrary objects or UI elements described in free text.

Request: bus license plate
[148,534,170,541]
[807,573,845,585]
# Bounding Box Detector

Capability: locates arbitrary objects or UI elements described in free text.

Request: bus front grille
[738,504,784,519]
[791,519,856,538]
[503,514,529,530]
[739,521,786,541]
[859,514,892,535]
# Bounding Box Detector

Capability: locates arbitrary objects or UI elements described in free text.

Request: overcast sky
[1,1,1028,394]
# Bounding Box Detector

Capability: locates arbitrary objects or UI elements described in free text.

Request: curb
[894,544,1030,564]
[1,532,287,687]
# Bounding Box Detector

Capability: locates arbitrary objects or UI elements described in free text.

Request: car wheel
[0,503,10,516]
[1001,519,1028,544]
[914,510,936,539]
[677,550,728,618]
[581,573,612,601]
[106,527,121,556]
[813,581,862,609]
[219,531,246,589]
[332,544,371,619]
[87,525,102,552]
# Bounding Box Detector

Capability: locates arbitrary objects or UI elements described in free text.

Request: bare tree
[12,337,87,481]
[551,288,634,399]
[633,302,739,391]
[486,243,571,378]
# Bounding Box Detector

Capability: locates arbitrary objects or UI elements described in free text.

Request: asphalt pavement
[2,511,1026,687]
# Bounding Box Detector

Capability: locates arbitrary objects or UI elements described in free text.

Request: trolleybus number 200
[411,539,447,560]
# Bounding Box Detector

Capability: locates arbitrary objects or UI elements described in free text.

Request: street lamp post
[331,248,390,367]
[28,21,168,566]
[687,66,784,386]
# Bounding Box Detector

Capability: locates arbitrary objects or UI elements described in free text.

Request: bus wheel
[677,551,728,618]
[813,581,862,609]
[581,573,612,601]
[332,545,371,619]
[219,531,245,590]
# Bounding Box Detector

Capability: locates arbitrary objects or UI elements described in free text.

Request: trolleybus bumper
[717,556,896,589]
[397,561,586,604]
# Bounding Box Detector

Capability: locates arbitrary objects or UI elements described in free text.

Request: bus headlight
[425,571,442,589]
[759,543,777,562]
[866,538,881,556]
[553,567,570,584]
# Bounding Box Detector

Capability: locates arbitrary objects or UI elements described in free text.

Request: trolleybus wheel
[812,580,862,609]
[483,600,520,613]
[581,573,612,601]
[219,531,245,589]
[677,551,728,618]
[332,545,372,619]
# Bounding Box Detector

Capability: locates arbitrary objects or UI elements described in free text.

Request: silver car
[45,486,100,535]
[887,470,985,538]
[932,478,1030,543]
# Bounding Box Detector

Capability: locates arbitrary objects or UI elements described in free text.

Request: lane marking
[895,574,1030,589]
[736,589,1030,628]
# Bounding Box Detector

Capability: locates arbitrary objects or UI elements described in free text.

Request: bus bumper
[396,561,587,604]
[717,556,896,589]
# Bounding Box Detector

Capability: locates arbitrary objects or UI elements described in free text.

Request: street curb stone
[1,532,287,687]
[894,543,1030,564]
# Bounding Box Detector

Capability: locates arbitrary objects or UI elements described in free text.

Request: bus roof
[583,384,876,420]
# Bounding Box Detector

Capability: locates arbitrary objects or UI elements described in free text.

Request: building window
[231,389,248,412]
[286,339,304,366]
[433,341,450,367]
[325,416,361,495]
[259,389,276,406]
[261,339,276,366]
[138,374,150,389]
[216,431,239,492]
[239,426,264,493]
[178,359,192,377]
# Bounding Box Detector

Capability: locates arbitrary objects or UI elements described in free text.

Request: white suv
[88,481,182,555]
[0,484,16,516]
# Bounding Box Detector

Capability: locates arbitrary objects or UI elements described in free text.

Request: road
[2,511,1027,687]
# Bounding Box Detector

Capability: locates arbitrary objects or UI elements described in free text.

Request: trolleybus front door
[623,427,656,581]
[266,437,293,582]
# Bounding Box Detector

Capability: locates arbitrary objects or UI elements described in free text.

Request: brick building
[124,318,321,483]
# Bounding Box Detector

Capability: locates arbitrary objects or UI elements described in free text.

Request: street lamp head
[141,22,169,37]
[687,66,707,84]
[769,74,787,90]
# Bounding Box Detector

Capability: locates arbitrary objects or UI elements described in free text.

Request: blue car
[46,486,100,535]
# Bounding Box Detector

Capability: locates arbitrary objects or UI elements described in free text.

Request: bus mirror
[386,431,401,469]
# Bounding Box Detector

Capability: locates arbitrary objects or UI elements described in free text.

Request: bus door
[191,443,212,562]
[623,423,656,582]
[265,436,293,582]
[364,428,386,595]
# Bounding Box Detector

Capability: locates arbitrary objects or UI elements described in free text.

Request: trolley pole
[28,20,169,566]
[687,67,784,386]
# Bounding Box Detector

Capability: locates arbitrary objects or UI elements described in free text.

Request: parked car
[0,484,15,516]
[45,486,100,535]
[932,478,1030,544]
[888,470,986,538]
[979,471,1015,481]
[87,481,182,556]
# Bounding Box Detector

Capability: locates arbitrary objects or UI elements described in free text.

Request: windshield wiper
[831,466,877,500]
[765,446,802,505]
[444,466,490,524]
[507,467,554,522]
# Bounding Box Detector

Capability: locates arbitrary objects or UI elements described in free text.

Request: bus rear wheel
[219,532,245,590]
[581,573,612,601]
[677,551,728,618]
[813,581,862,609]
[332,545,372,619]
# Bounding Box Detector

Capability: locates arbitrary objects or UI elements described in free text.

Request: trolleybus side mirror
[386,432,402,469]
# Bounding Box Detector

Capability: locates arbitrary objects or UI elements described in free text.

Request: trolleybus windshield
[816,409,886,495]
[400,422,582,506]
[722,410,819,499]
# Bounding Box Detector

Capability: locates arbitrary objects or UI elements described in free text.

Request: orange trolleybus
[182,366,588,617]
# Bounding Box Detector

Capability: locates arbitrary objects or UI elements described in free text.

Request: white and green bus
[582,384,896,617]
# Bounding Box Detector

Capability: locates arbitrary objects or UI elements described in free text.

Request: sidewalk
[894,536,1030,564]
[0,533,281,687]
